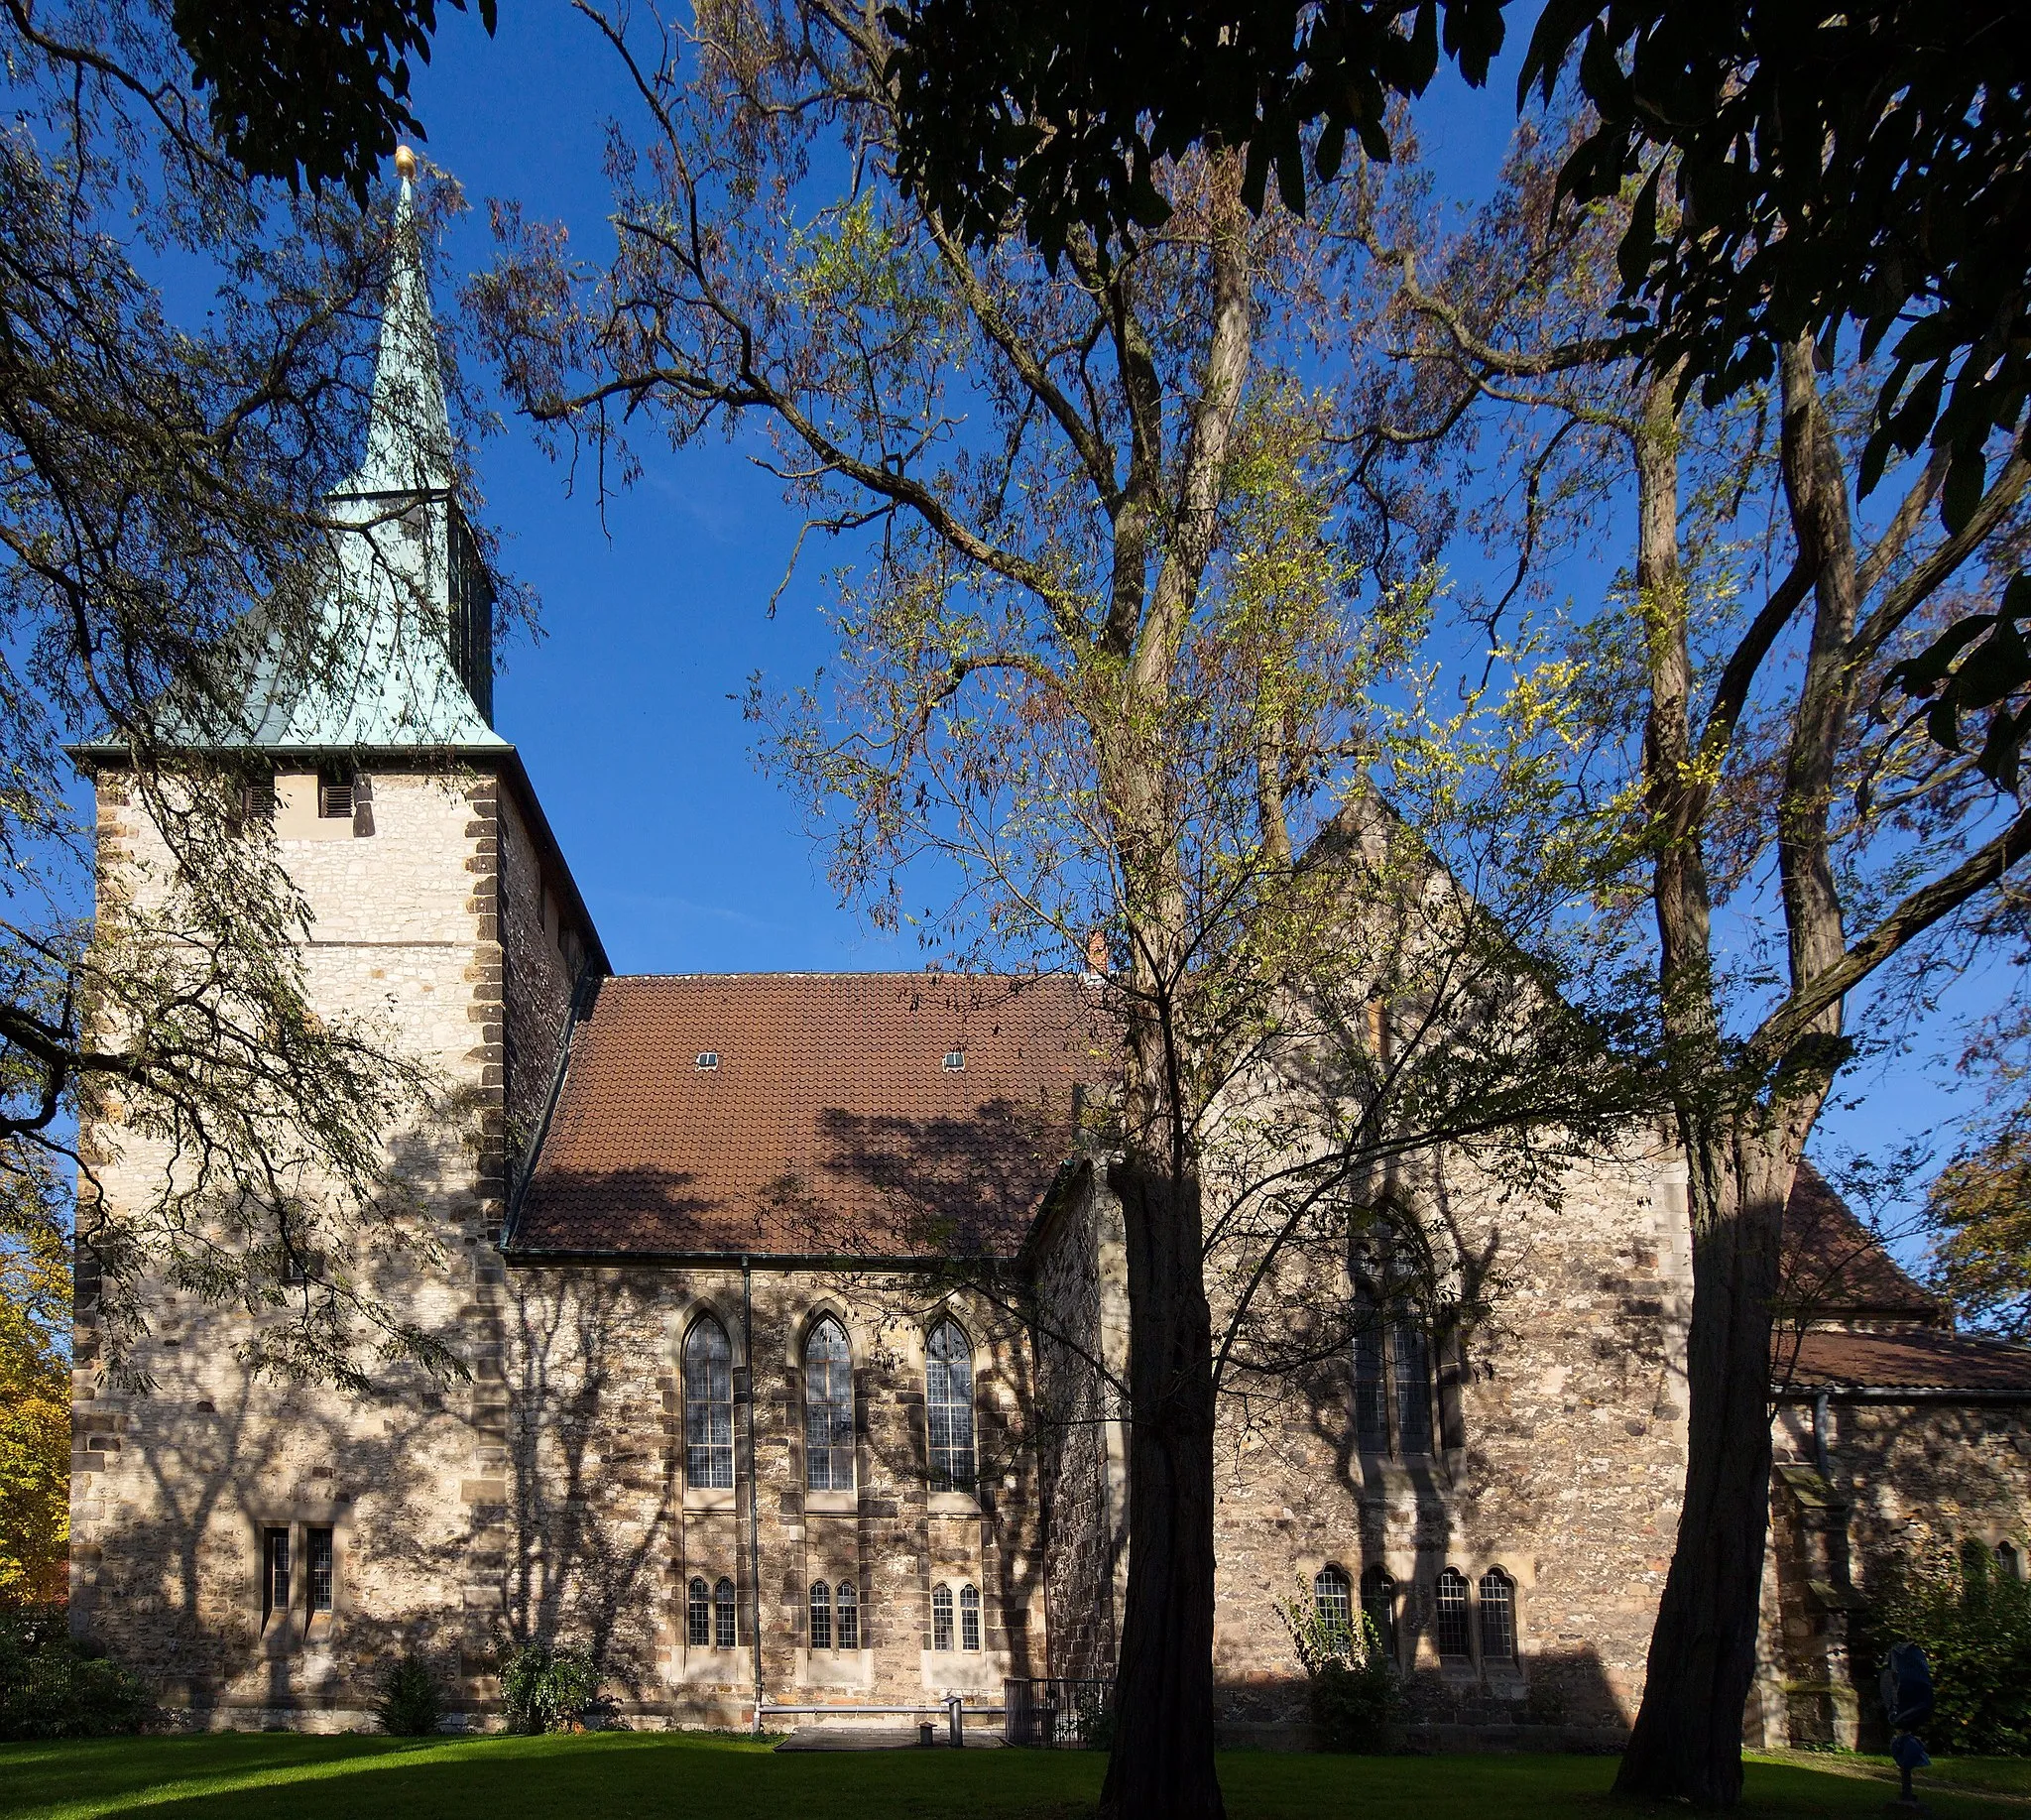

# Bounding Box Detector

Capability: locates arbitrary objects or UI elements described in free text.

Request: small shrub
[375,1651,443,1737]
[1274,1578,1400,1753]
[498,1641,612,1734]
[0,1604,154,1739]
[1865,1538,2031,1756]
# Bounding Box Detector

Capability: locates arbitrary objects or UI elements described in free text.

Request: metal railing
[1002,1677,1112,1748]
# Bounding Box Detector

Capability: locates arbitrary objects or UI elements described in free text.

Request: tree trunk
[1613,1118,1808,1805]
[1100,1152,1224,1820]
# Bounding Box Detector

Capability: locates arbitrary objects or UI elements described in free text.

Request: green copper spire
[233,154,503,751]
[341,159,454,502]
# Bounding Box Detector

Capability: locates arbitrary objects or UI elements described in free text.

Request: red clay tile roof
[510,973,1111,1258]
[1775,1326,2031,1396]
[1779,1159,1944,1323]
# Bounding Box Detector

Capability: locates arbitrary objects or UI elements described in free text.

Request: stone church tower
[69,166,608,1717]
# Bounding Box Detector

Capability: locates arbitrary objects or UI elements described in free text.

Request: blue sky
[396,4,1992,1243]
[403,4,1542,978]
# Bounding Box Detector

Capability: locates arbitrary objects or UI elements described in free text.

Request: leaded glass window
[926,1320,976,1491]
[1479,1568,1515,1661]
[1434,1568,1472,1660]
[804,1318,854,1492]
[1352,1284,1387,1451]
[809,1580,832,1650]
[1361,1564,1398,1659]
[685,1317,735,1490]
[714,1576,738,1649]
[959,1582,981,1651]
[307,1527,334,1615]
[1351,1229,1439,1458]
[837,1580,859,1650]
[1393,1324,1433,1452]
[931,1582,954,1651]
[687,1576,711,1647]
[1312,1565,1353,1645]
[263,1527,289,1623]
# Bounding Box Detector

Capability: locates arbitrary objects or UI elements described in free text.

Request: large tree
[476,4,1642,1812]
[1349,124,2031,1803]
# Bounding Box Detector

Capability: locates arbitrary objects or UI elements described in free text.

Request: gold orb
[394,145,418,180]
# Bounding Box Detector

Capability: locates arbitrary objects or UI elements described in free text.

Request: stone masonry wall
[1755,1396,2031,1751]
[495,1264,1045,1726]
[1030,1162,1129,1685]
[496,788,580,1151]
[71,766,542,1727]
[1031,1141,1696,1748]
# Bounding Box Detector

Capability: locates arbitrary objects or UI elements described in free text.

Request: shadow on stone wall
[498,1267,674,1708]
[1213,1642,1629,1753]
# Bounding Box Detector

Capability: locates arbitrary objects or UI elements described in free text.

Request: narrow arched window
[959,1582,982,1651]
[684,1316,735,1490]
[931,1582,955,1651]
[687,1576,711,1647]
[1392,1324,1434,1452]
[1361,1564,1398,1659]
[804,1317,855,1492]
[1350,1226,1439,1458]
[2000,1541,2024,1582]
[1479,1568,1515,1661]
[1313,1565,1353,1645]
[713,1575,738,1649]
[1434,1568,1472,1660]
[926,1320,976,1491]
[809,1579,832,1650]
[837,1580,860,1650]
[1352,1280,1387,1451]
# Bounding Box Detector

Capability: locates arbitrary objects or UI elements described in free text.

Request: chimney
[1085,929,1111,978]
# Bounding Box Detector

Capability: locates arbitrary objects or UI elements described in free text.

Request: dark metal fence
[1003,1677,1112,1748]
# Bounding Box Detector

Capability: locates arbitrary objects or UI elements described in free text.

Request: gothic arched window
[687,1576,711,1647]
[931,1582,955,1651]
[1434,1567,1472,1660]
[1479,1567,1516,1660]
[959,1582,982,1651]
[1361,1564,1398,1659]
[837,1579,860,1650]
[926,1319,976,1491]
[804,1317,855,1492]
[684,1315,735,1490]
[809,1579,832,1650]
[1312,1565,1353,1644]
[713,1575,738,1650]
[1351,1226,1437,1457]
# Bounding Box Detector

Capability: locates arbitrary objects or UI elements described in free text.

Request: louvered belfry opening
[448,506,495,725]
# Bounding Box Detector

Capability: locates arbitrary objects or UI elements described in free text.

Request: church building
[67,169,2031,1753]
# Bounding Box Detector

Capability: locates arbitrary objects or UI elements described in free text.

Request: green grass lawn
[1,1733,2026,1820]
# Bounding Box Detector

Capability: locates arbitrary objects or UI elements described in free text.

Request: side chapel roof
[1778,1159,1946,1325]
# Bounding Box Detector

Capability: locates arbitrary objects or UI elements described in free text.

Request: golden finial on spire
[394,144,418,181]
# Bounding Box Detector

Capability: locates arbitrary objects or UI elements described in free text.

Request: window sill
[926,1490,980,1517]
[804,1489,857,1517]
[683,1485,738,1513]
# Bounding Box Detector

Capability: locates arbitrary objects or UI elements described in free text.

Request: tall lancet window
[1351,1223,1438,1458]
[685,1316,735,1490]
[925,1319,976,1491]
[804,1317,855,1492]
